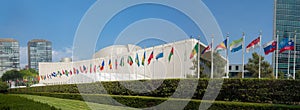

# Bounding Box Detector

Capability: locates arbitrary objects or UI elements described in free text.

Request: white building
[39,39,221,85]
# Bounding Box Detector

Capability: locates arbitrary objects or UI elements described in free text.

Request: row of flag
[190,34,295,57]
[41,47,175,80]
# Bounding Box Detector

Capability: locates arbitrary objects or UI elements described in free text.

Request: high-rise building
[274,0,300,75]
[0,38,20,77]
[28,39,52,71]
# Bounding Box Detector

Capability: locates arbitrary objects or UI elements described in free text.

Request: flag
[83,65,87,73]
[76,69,79,74]
[135,53,140,67]
[120,57,125,67]
[156,52,164,60]
[230,38,243,52]
[148,51,154,65]
[70,70,72,75]
[65,70,69,76]
[215,39,227,52]
[279,39,294,53]
[115,59,118,70]
[109,59,112,69]
[142,51,146,66]
[90,64,92,73]
[201,44,212,54]
[263,40,277,55]
[100,60,105,71]
[246,37,260,53]
[62,69,65,74]
[168,47,174,62]
[190,43,199,59]
[73,68,76,74]
[80,66,83,73]
[94,65,97,73]
[127,56,133,66]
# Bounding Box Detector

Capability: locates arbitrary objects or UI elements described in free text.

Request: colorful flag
[120,57,125,67]
[76,69,79,74]
[246,37,260,53]
[83,65,87,73]
[215,39,227,52]
[142,51,146,66]
[190,43,199,59]
[263,40,277,55]
[70,70,72,75]
[156,52,164,60]
[94,65,97,73]
[201,44,212,54]
[135,53,140,67]
[90,64,92,73]
[65,70,69,76]
[100,60,105,71]
[230,37,243,52]
[115,59,118,69]
[148,51,154,65]
[73,68,76,74]
[80,66,83,73]
[168,47,174,62]
[128,56,133,66]
[279,39,294,53]
[62,69,65,74]
[109,59,112,69]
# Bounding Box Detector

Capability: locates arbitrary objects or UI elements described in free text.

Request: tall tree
[1,70,23,82]
[245,52,273,78]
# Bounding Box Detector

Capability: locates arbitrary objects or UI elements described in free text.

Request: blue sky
[0,0,274,67]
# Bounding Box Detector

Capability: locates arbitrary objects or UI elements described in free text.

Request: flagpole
[211,35,214,79]
[293,31,297,80]
[144,47,146,80]
[173,41,175,78]
[198,36,200,79]
[152,47,155,79]
[242,32,245,79]
[276,31,279,79]
[259,31,262,79]
[226,33,229,78]
[288,33,291,80]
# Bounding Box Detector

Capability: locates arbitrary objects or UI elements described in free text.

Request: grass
[15,94,138,110]
[0,94,57,110]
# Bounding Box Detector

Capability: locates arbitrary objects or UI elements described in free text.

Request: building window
[236,66,239,70]
[229,66,232,70]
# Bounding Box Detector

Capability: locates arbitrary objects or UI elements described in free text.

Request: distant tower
[0,38,20,77]
[28,39,52,71]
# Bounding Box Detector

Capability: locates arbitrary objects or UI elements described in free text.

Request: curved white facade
[39,39,219,85]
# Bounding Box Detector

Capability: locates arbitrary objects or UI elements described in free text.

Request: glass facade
[274,0,300,75]
[28,40,52,71]
[0,39,20,77]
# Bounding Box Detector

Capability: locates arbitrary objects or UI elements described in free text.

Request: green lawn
[0,94,57,110]
[15,94,139,110]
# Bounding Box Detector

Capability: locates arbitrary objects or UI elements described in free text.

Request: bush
[9,79,300,104]
[0,94,58,110]
[16,92,300,110]
[0,82,8,93]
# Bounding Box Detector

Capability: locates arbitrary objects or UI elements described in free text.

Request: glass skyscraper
[274,0,300,76]
[28,39,52,71]
[0,38,20,77]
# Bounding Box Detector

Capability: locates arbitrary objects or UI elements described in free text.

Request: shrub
[0,82,8,93]
[9,79,300,104]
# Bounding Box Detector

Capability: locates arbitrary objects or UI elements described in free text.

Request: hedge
[14,92,300,110]
[0,94,58,110]
[9,79,300,104]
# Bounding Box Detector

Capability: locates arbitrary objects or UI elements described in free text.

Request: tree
[296,71,300,80]
[1,70,23,82]
[245,52,273,78]
[191,52,226,78]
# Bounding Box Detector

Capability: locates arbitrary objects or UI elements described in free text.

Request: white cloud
[52,47,73,62]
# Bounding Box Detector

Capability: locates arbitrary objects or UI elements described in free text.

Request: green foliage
[14,92,300,110]
[0,82,8,93]
[9,79,300,105]
[20,68,38,77]
[1,70,23,82]
[246,52,273,78]
[0,94,58,110]
[296,71,300,80]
